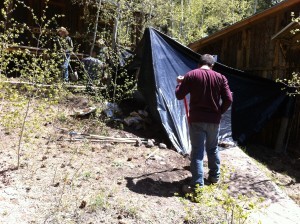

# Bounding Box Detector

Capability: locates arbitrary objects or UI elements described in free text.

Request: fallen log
[63,138,147,144]
[1,80,105,90]
[68,131,148,141]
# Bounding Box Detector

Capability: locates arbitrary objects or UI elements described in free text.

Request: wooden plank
[275,117,289,153]
[1,80,105,90]
[245,29,250,68]
[4,44,86,59]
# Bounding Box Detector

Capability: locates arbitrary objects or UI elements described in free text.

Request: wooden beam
[1,80,105,90]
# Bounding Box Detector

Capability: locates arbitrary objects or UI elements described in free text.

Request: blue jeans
[62,53,70,82]
[189,122,220,186]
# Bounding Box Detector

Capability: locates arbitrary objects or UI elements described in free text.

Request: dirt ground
[244,144,300,205]
[0,95,300,224]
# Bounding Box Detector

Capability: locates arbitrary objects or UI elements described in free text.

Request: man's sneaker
[182,185,194,194]
[182,184,204,194]
[208,176,219,184]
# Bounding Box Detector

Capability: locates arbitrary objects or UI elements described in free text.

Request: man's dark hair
[199,54,215,67]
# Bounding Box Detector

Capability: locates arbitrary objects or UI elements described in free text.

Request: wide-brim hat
[57,27,69,35]
[97,39,105,46]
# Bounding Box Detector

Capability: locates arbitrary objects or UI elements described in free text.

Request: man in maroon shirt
[175,54,232,193]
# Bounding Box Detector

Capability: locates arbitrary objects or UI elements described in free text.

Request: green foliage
[254,0,284,14]
[1,0,284,109]
[69,0,255,103]
[0,0,288,169]
[0,0,70,168]
[0,0,65,87]
[180,166,264,224]
[277,72,300,95]
[57,111,68,123]
[276,15,300,95]
[89,192,110,212]
[168,0,252,44]
[82,171,92,180]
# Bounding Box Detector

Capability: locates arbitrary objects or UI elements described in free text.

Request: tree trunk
[112,2,120,50]
[253,0,258,14]
[90,0,102,56]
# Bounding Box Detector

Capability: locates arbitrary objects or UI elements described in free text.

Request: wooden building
[1,0,84,32]
[188,0,300,152]
[0,0,143,53]
[0,0,87,50]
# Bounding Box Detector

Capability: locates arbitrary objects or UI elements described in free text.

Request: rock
[19,163,26,168]
[159,143,167,149]
[153,155,164,161]
[103,143,113,150]
[117,215,122,219]
[118,221,128,224]
[79,200,87,209]
[53,182,60,187]
[135,139,142,147]
[147,139,154,148]
[127,163,135,168]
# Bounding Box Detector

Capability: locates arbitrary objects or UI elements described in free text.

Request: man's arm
[220,75,233,114]
[66,36,73,52]
[175,75,189,100]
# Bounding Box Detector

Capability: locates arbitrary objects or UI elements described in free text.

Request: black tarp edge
[134,27,291,153]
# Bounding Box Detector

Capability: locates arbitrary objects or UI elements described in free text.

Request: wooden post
[275,97,295,154]
[275,117,289,154]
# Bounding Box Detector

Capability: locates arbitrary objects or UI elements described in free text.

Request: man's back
[175,68,232,124]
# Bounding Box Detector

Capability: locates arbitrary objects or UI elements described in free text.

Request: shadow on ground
[245,144,300,183]
[125,167,190,197]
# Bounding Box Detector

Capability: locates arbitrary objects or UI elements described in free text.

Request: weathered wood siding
[1,0,84,33]
[198,4,300,79]
[195,4,300,150]
[289,96,300,151]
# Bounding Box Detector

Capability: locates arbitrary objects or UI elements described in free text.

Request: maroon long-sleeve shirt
[175,68,233,124]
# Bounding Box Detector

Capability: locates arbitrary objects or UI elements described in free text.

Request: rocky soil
[0,95,299,224]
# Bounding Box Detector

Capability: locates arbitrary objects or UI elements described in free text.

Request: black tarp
[133,27,289,154]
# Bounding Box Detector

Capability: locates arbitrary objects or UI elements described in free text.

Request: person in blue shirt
[57,27,73,82]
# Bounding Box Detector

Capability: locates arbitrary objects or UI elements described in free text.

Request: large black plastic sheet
[213,63,289,144]
[134,27,289,154]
